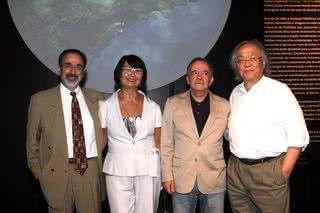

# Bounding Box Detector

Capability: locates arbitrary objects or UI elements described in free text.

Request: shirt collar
[239,75,266,94]
[60,83,81,96]
[190,92,210,105]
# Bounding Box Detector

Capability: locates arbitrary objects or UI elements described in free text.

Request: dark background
[2,0,319,212]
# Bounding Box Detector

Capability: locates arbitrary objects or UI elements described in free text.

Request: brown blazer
[26,86,105,208]
[161,90,230,194]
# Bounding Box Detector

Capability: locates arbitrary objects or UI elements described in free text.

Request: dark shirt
[190,93,210,136]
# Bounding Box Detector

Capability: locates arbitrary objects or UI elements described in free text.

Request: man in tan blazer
[26,49,105,213]
[161,57,230,213]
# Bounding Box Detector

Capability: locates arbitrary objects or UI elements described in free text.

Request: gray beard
[61,74,82,90]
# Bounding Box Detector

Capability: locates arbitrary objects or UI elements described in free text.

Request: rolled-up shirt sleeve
[283,86,309,151]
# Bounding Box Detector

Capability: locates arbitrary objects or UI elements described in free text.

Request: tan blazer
[161,90,230,194]
[26,86,105,208]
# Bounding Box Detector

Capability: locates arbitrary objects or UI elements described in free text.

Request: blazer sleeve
[26,95,41,179]
[154,102,162,128]
[160,97,175,182]
[99,100,107,128]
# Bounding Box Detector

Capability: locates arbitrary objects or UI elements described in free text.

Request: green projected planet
[8,0,231,93]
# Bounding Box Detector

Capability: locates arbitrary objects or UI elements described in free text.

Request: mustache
[194,80,205,84]
[65,74,79,79]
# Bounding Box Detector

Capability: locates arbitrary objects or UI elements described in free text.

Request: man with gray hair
[226,39,309,212]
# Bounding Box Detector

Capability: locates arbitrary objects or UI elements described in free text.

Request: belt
[235,155,277,165]
[68,157,96,164]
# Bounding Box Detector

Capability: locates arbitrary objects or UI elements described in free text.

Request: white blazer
[99,90,162,177]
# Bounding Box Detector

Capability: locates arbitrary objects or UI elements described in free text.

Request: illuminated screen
[8,0,231,93]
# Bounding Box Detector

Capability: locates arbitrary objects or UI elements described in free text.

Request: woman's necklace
[120,93,140,118]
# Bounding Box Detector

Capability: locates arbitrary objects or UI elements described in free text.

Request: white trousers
[106,175,161,213]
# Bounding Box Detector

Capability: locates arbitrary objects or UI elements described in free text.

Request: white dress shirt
[99,90,162,177]
[60,83,98,158]
[228,76,309,159]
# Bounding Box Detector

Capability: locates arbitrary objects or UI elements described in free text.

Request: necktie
[70,91,88,175]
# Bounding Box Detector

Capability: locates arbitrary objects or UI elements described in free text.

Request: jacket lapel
[112,91,135,139]
[82,89,102,156]
[49,86,69,163]
[132,91,147,140]
[181,90,199,140]
[199,92,219,142]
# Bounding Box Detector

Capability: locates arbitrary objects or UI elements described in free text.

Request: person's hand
[281,164,293,179]
[164,180,175,194]
[281,147,301,179]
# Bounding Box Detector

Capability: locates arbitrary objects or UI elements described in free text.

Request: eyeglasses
[62,63,84,72]
[122,67,143,75]
[236,56,262,65]
[189,70,211,77]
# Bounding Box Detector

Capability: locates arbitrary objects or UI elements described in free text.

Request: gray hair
[230,39,271,82]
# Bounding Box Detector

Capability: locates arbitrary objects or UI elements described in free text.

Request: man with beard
[26,49,105,213]
[161,58,230,213]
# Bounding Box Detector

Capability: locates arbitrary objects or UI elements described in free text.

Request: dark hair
[114,54,147,93]
[186,57,213,76]
[230,39,270,82]
[58,49,87,68]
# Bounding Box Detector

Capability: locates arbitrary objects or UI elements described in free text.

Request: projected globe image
[8,0,231,93]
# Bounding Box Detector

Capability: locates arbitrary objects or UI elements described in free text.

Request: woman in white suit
[99,55,162,213]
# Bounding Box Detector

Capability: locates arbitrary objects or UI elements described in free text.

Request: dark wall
[2,0,59,210]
